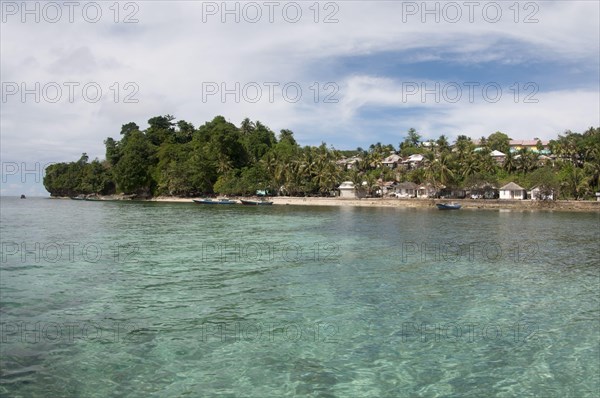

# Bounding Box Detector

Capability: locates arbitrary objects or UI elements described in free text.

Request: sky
[1,0,599,196]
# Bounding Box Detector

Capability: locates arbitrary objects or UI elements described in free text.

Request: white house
[499,182,526,200]
[490,150,506,164]
[416,183,439,198]
[338,181,366,199]
[529,186,555,201]
[402,154,424,168]
[395,182,417,198]
[382,154,402,168]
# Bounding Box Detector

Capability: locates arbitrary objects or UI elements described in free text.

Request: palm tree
[584,160,600,193]
[240,118,255,135]
[561,164,589,199]
[503,150,516,173]
[461,152,480,179]
[436,135,450,153]
[435,152,455,187]
[216,154,233,174]
[422,152,437,185]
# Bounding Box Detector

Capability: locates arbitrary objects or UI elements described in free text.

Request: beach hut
[529,185,555,201]
[416,183,440,198]
[338,181,365,199]
[499,182,526,200]
[395,182,417,198]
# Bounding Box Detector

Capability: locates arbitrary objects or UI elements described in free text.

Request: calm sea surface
[1,197,599,397]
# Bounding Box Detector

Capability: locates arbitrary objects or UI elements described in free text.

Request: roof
[472,139,550,146]
[510,139,549,146]
[337,156,361,164]
[397,181,417,189]
[500,182,525,191]
[402,154,424,163]
[382,154,401,163]
[338,181,355,189]
[490,150,505,157]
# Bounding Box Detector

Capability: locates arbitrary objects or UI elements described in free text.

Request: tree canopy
[43,118,600,200]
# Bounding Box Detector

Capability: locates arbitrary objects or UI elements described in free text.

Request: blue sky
[1,1,599,196]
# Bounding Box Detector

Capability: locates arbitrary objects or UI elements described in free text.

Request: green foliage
[113,129,155,195]
[44,154,113,197]
[43,117,600,200]
[487,131,511,154]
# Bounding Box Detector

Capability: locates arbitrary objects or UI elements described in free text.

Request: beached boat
[436,203,462,210]
[240,199,273,206]
[193,198,237,205]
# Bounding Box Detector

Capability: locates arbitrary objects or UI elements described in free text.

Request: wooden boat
[193,198,237,205]
[240,199,273,206]
[436,202,461,210]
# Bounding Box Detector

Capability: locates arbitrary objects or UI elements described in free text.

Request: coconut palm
[561,164,589,199]
[503,150,516,173]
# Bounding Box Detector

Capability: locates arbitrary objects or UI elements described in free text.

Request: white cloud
[1,0,598,196]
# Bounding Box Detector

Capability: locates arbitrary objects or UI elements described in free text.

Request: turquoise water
[1,197,599,397]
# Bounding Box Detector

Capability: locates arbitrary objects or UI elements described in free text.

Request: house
[467,184,499,199]
[336,156,361,170]
[416,182,440,198]
[395,182,417,198]
[509,139,550,154]
[490,150,506,164]
[529,185,555,201]
[402,154,424,168]
[381,154,402,169]
[338,181,365,199]
[379,180,397,196]
[499,182,526,200]
[438,188,466,199]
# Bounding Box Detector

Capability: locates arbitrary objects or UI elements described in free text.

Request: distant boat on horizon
[20,194,26,199]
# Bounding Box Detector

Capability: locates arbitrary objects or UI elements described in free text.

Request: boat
[70,196,86,200]
[20,194,26,199]
[193,198,237,205]
[240,199,274,206]
[436,203,462,210]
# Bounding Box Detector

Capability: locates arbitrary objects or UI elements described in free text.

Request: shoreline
[49,195,600,212]
[270,197,600,212]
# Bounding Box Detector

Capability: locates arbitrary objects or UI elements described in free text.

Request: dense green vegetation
[43,115,600,200]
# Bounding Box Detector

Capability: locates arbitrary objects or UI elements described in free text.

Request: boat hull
[436,203,461,210]
[240,199,273,206]
[193,199,237,205]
